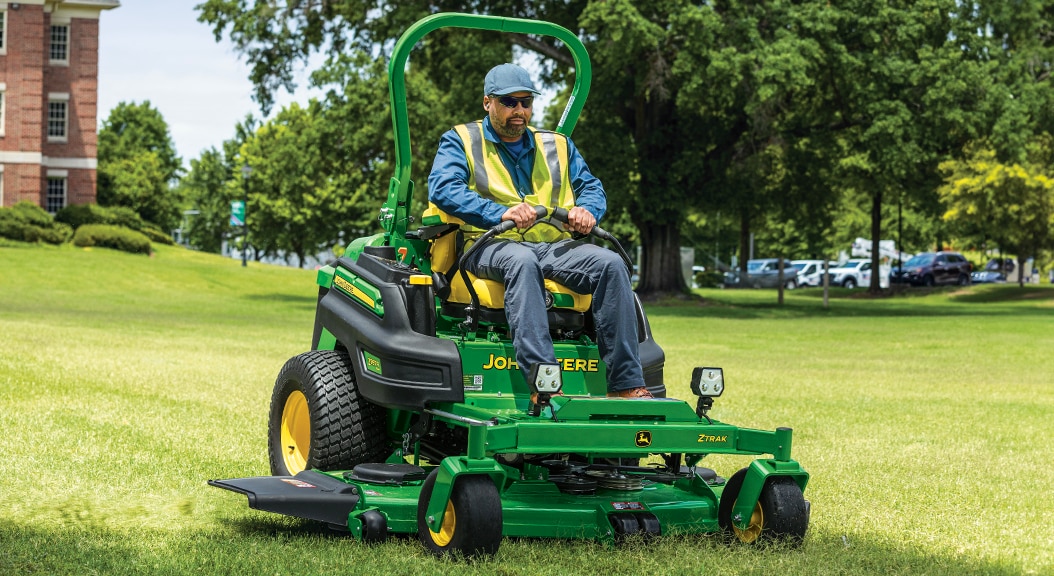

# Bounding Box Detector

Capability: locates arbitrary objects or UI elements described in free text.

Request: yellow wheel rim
[280,390,310,474]
[429,501,456,547]
[732,499,764,544]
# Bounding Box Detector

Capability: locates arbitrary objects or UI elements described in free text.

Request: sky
[97,1,317,166]
[96,2,556,168]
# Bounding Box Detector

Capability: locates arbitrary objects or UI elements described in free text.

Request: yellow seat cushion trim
[423,204,592,312]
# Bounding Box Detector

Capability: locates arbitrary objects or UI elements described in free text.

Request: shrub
[693,269,726,288]
[72,224,152,255]
[140,225,175,245]
[0,203,72,244]
[56,203,148,232]
[10,201,54,227]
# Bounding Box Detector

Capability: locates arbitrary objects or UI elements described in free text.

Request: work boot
[607,386,654,399]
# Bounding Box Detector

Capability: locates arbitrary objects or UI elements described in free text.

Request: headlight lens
[691,367,724,397]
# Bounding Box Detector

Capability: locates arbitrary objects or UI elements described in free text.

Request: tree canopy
[193,0,1054,288]
[97,101,183,231]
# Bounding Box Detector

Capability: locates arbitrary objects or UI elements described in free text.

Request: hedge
[72,224,152,255]
[55,204,174,245]
[0,202,73,244]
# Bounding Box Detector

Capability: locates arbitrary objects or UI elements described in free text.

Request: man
[428,62,651,399]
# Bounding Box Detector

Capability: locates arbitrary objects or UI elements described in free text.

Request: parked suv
[723,258,800,289]
[889,251,972,286]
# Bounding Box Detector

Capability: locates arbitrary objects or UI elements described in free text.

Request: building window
[0,89,5,137]
[46,177,67,214]
[48,100,68,141]
[50,24,69,63]
[0,10,7,55]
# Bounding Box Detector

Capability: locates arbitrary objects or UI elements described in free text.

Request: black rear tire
[268,350,389,476]
[843,278,856,289]
[417,468,503,558]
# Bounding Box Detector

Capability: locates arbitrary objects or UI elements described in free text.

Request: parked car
[971,270,1006,284]
[723,258,800,289]
[826,259,871,289]
[985,258,1015,274]
[889,251,972,287]
[791,259,839,287]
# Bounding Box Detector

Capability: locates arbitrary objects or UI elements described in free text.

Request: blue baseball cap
[483,63,540,96]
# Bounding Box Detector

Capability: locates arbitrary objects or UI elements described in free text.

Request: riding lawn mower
[210,12,810,558]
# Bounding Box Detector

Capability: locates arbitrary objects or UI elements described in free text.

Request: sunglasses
[492,95,534,109]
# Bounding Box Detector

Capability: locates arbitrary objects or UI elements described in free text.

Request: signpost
[230,201,245,227]
[239,165,251,267]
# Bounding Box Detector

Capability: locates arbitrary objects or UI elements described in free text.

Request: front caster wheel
[718,468,809,544]
[417,468,503,558]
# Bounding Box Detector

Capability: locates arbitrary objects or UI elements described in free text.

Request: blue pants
[465,238,643,393]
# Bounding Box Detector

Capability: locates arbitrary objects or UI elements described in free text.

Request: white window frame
[46,170,69,214]
[0,82,6,137]
[49,22,70,65]
[0,9,8,56]
[0,165,5,208]
[47,93,70,142]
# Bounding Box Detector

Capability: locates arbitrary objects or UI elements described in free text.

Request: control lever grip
[497,204,549,233]
[550,206,615,240]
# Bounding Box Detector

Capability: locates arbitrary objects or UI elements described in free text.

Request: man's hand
[565,206,596,235]
[501,202,539,230]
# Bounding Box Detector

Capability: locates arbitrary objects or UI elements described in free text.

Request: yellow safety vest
[452,121,576,242]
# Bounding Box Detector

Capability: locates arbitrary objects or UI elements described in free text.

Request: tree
[240,101,349,267]
[939,139,1054,286]
[180,146,235,253]
[97,101,183,230]
[196,1,1003,296]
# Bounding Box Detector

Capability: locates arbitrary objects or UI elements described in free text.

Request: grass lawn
[1,242,1052,575]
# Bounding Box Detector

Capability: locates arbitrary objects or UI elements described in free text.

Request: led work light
[691,367,724,397]
[691,367,724,421]
[528,363,563,395]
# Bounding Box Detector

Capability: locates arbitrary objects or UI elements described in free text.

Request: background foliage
[99,0,1052,289]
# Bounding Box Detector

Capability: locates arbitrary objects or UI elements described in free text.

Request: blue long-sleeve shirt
[427,116,607,230]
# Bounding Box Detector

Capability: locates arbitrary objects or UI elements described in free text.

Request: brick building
[0,0,118,212]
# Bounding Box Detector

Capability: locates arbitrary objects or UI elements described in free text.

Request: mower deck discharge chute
[210,12,810,558]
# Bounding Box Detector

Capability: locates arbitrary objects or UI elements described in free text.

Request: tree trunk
[869,189,883,293]
[635,219,687,297]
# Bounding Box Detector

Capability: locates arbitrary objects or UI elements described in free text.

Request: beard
[492,112,528,140]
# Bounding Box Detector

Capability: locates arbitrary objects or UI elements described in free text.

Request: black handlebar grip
[533,204,548,218]
[550,207,569,223]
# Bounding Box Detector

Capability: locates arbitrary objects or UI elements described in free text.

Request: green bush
[0,202,72,244]
[55,203,148,232]
[72,224,152,255]
[139,225,175,245]
[10,201,54,227]
[693,269,726,288]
